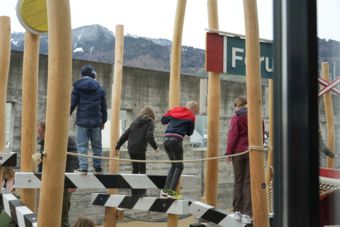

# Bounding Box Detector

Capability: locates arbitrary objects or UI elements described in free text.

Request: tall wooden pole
[321,62,335,168]
[168,1,186,226]
[105,25,124,227]
[265,79,273,212]
[20,31,40,211]
[37,0,72,226]
[243,0,269,226]
[0,16,11,185]
[205,0,220,207]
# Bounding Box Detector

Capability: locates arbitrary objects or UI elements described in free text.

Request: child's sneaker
[74,168,88,175]
[229,211,242,221]
[241,214,252,224]
[160,189,169,198]
[167,190,183,200]
[94,167,103,174]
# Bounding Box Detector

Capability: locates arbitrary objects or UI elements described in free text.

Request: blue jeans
[76,126,102,170]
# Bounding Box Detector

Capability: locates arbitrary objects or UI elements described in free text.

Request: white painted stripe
[167,200,190,215]
[66,173,106,189]
[3,193,18,216]
[15,172,41,189]
[105,194,126,207]
[122,174,157,189]
[133,197,156,211]
[188,201,213,218]
[16,206,35,227]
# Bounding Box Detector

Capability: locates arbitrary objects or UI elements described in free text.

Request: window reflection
[317,0,340,225]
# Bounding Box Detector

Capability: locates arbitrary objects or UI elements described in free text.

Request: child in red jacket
[160,100,199,199]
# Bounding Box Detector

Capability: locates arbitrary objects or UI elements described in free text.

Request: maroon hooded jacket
[225,107,249,155]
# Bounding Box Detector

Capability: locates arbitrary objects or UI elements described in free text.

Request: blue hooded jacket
[70,76,107,128]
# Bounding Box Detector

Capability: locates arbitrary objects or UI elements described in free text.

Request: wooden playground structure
[0,0,339,227]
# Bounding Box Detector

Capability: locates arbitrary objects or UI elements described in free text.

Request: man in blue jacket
[70,65,107,174]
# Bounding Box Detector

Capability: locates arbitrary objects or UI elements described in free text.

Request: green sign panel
[224,36,273,78]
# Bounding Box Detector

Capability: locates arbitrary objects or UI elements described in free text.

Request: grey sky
[0,0,338,49]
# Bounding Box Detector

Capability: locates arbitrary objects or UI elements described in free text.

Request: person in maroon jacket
[226,96,252,224]
[160,100,199,199]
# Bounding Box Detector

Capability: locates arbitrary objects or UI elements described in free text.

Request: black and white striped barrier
[189,201,274,227]
[188,201,246,227]
[91,193,189,215]
[15,172,193,189]
[0,152,17,166]
[1,192,37,227]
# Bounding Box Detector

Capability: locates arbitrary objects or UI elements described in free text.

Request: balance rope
[32,145,268,164]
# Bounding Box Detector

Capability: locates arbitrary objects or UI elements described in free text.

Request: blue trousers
[76,126,102,170]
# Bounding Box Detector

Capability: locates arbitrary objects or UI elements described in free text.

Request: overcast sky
[0,0,338,49]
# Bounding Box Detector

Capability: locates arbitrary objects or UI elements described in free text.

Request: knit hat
[80,65,96,78]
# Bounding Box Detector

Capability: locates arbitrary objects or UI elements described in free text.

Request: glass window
[317,0,340,225]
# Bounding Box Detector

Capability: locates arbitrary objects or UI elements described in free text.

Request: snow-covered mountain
[10,24,206,76]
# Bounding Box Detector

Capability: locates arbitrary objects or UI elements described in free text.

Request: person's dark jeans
[61,189,72,227]
[163,137,184,191]
[129,152,146,196]
[232,153,252,216]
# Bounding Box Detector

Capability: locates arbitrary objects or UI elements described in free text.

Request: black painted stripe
[64,175,77,188]
[149,198,175,213]
[92,193,110,206]
[148,175,167,189]
[1,153,17,166]
[118,196,140,209]
[200,208,227,224]
[34,173,42,180]
[96,175,132,188]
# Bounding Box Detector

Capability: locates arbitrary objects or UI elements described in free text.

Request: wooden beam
[168,1,187,226]
[105,24,124,227]
[37,0,72,226]
[0,16,11,187]
[205,0,220,207]
[321,62,335,168]
[243,0,269,226]
[20,31,40,212]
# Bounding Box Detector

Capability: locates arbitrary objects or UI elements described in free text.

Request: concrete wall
[7,50,339,225]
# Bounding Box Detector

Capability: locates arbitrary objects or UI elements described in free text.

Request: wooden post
[243,0,269,226]
[321,62,335,168]
[20,31,40,211]
[37,0,72,226]
[0,16,11,184]
[265,79,273,212]
[205,0,220,207]
[168,1,186,226]
[105,25,124,227]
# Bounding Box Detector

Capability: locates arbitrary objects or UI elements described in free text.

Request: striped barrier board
[188,200,245,227]
[91,193,189,215]
[189,200,274,227]
[0,152,17,166]
[1,192,37,227]
[15,172,194,189]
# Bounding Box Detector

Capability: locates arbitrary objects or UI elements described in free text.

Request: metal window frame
[273,0,319,226]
